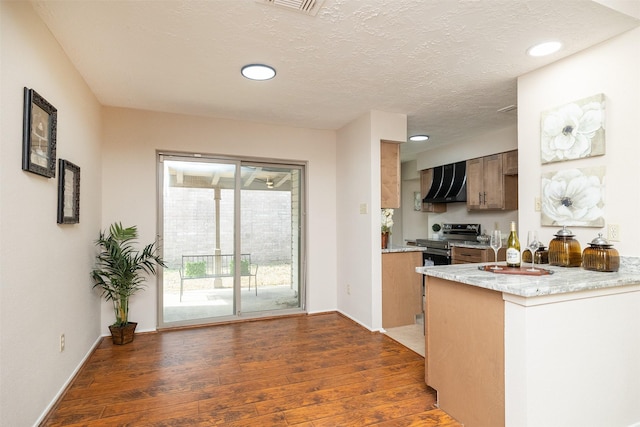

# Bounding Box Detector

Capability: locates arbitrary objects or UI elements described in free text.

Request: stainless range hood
[422,161,467,203]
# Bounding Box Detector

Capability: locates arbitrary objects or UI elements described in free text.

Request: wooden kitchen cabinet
[502,149,518,175]
[381,140,402,208]
[382,251,423,328]
[452,246,505,264]
[419,169,446,213]
[466,150,518,211]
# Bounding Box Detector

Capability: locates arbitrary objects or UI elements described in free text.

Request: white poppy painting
[541,167,605,227]
[540,94,605,164]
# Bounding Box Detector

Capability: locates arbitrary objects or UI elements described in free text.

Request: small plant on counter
[381,208,394,234]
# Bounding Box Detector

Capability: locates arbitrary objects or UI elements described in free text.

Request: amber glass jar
[582,234,620,272]
[522,244,549,264]
[548,226,582,267]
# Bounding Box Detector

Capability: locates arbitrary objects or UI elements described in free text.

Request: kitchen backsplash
[399,173,518,244]
[401,201,518,244]
[427,202,517,237]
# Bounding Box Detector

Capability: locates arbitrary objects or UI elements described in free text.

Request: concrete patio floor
[163,284,300,323]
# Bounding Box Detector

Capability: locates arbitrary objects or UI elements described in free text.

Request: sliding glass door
[158,153,305,328]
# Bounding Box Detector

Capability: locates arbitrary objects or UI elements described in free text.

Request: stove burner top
[416,223,482,249]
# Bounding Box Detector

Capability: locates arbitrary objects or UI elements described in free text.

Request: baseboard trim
[34,335,103,427]
[335,309,383,333]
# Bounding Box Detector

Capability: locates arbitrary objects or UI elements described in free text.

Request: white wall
[416,124,517,171]
[505,286,640,427]
[0,2,103,426]
[518,27,640,256]
[509,26,640,426]
[336,110,406,330]
[101,107,338,333]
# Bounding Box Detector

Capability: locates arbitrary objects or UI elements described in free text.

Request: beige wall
[101,107,338,332]
[336,110,406,330]
[518,27,640,256]
[3,1,637,425]
[0,2,103,425]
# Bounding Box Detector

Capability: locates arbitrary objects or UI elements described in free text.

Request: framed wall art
[57,159,80,224]
[22,87,57,178]
[414,191,422,211]
[541,166,605,227]
[540,93,605,164]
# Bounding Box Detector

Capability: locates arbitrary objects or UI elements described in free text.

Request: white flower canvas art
[541,166,605,227]
[540,93,605,164]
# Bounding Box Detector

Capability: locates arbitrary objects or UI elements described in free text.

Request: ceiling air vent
[256,0,326,16]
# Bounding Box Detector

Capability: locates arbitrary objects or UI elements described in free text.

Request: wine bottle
[506,221,521,268]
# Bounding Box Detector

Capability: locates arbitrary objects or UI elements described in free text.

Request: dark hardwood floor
[41,312,461,426]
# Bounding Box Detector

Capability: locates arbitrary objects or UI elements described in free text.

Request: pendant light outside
[241,64,276,80]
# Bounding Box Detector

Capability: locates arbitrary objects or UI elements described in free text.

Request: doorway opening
[157,152,306,328]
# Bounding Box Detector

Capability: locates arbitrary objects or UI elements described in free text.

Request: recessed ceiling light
[409,135,429,142]
[241,64,276,81]
[527,41,562,57]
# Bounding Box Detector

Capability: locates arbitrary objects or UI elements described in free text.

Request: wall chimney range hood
[422,161,467,203]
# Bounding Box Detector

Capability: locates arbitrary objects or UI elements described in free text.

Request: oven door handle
[422,248,450,257]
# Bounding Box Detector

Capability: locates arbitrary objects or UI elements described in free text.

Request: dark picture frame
[57,159,80,224]
[22,87,57,178]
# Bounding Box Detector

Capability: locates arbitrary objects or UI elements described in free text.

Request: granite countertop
[416,257,640,298]
[382,245,426,254]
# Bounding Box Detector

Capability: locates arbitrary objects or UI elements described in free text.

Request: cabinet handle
[483,191,487,205]
[479,192,483,205]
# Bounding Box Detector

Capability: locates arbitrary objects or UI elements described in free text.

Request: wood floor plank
[41,313,462,426]
[311,394,437,426]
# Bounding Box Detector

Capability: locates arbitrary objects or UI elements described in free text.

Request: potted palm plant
[92,222,165,345]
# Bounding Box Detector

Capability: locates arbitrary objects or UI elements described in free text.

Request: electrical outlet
[608,224,620,241]
[359,203,368,214]
[534,197,541,212]
[60,334,65,352]
[346,283,351,295]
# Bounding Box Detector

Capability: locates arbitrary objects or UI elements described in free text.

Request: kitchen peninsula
[417,260,640,427]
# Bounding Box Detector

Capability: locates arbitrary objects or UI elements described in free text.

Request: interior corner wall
[101,107,338,332]
[336,110,406,331]
[0,2,103,426]
[517,27,640,256]
[336,113,374,328]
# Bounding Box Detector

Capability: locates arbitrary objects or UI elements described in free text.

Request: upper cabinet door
[466,150,518,211]
[466,157,484,210]
[502,150,518,175]
[381,140,401,208]
[483,154,505,209]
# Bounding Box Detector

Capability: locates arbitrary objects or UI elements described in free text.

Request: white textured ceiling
[30,0,639,162]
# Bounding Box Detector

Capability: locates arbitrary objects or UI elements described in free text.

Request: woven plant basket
[109,322,138,345]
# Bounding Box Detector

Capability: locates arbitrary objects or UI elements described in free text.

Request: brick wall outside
[164,187,292,269]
